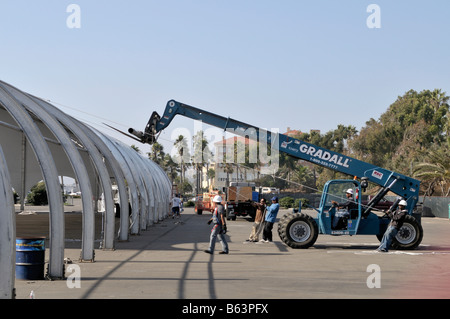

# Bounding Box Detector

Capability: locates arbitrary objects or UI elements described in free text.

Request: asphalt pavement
[11,203,450,303]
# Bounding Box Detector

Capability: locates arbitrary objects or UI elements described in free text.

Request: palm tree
[221,156,234,187]
[291,164,315,193]
[413,145,450,196]
[192,131,210,194]
[245,141,268,182]
[163,154,179,184]
[148,142,165,166]
[131,144,141,154]
[445,110,450,146]
[174,135,189,186]
[278,153,297,183]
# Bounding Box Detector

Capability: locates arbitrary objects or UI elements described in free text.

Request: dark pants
[263,221,274,241]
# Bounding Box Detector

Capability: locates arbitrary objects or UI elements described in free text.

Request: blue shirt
[265,203,279,223]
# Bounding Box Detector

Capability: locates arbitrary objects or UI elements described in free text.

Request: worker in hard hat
[331,189,357,229]
[376,199,408,252]
[205,195,229,255]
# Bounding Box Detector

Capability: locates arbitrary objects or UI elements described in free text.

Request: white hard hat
[346,189,353,195]
[213,195,223,203]
[399,200,407,207]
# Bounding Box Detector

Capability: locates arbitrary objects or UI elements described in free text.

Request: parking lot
[11,203,450,302]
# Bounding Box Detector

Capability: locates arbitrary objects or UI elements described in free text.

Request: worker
[205,195,229,255]
[246,198,267,242]
[331,189,357,229]
[260,196,279,243]
[376,199,408,252]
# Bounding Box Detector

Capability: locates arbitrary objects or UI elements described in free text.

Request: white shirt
[172,197,182,207]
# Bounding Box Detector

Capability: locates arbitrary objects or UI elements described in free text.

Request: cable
[47,99,131,129]
[41,97,394,213]
[225,163,388,213]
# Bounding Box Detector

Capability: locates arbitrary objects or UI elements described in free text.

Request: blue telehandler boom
[129,100,423,249]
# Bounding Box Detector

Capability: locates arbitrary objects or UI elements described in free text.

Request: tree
[163,153,178,184]
[278,153,297,183]
[27,181,48,205]
[222,157,234,187]
[179,180,193,194]
[291,164,316,193]
[350,89,450,175]
[148,142,165,166]
[380,89,448,150]
[174,135,190,187]
[413,144,450,196]
[131,144,141,154]
[445,110,450,147]
[349,118,389,167]
[246,142,263,180]
[192,131,210,193]
[280,126,357,191]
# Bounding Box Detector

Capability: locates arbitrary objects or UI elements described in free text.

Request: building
[213,136,258,190]
[285,127,302,137]
[210,128,321,190]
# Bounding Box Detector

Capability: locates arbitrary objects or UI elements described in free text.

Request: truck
[194,191,219,215]
[128,100,423,250]
[261,187,280,194]
[225,182,259,220]
[194,183,259,220]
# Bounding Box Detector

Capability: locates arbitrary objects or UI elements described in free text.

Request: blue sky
[1,1,449,156]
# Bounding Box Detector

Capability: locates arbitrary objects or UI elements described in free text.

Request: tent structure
[0,80,172,298]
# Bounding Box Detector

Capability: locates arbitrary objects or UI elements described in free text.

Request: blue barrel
[16,237,46,280]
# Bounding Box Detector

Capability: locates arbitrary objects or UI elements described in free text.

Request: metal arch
[0,146,16,299]
[30,95,116,250]
[117,143,149,231]
[148,160,166,221]
[140,158,160,226]
[124,143,171,226]
[124,144,156,230]
[141,155,170,222]
[105,138,143,235]
[148,160,168,221]
[139,159,156,227]
[0,86,65,279]
[130,151,152,231]
[149,159,172,220]
[73,122,130,242]
[158,160,173,217]
[0,82,96,262]
[144,159,161,224]
[94,130,142,235]
[136,152,165,226]
[110,139,150,234]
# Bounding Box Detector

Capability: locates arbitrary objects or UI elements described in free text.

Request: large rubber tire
[277,213,291,237]
[391,215,423,250]
[278,213,318,249]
